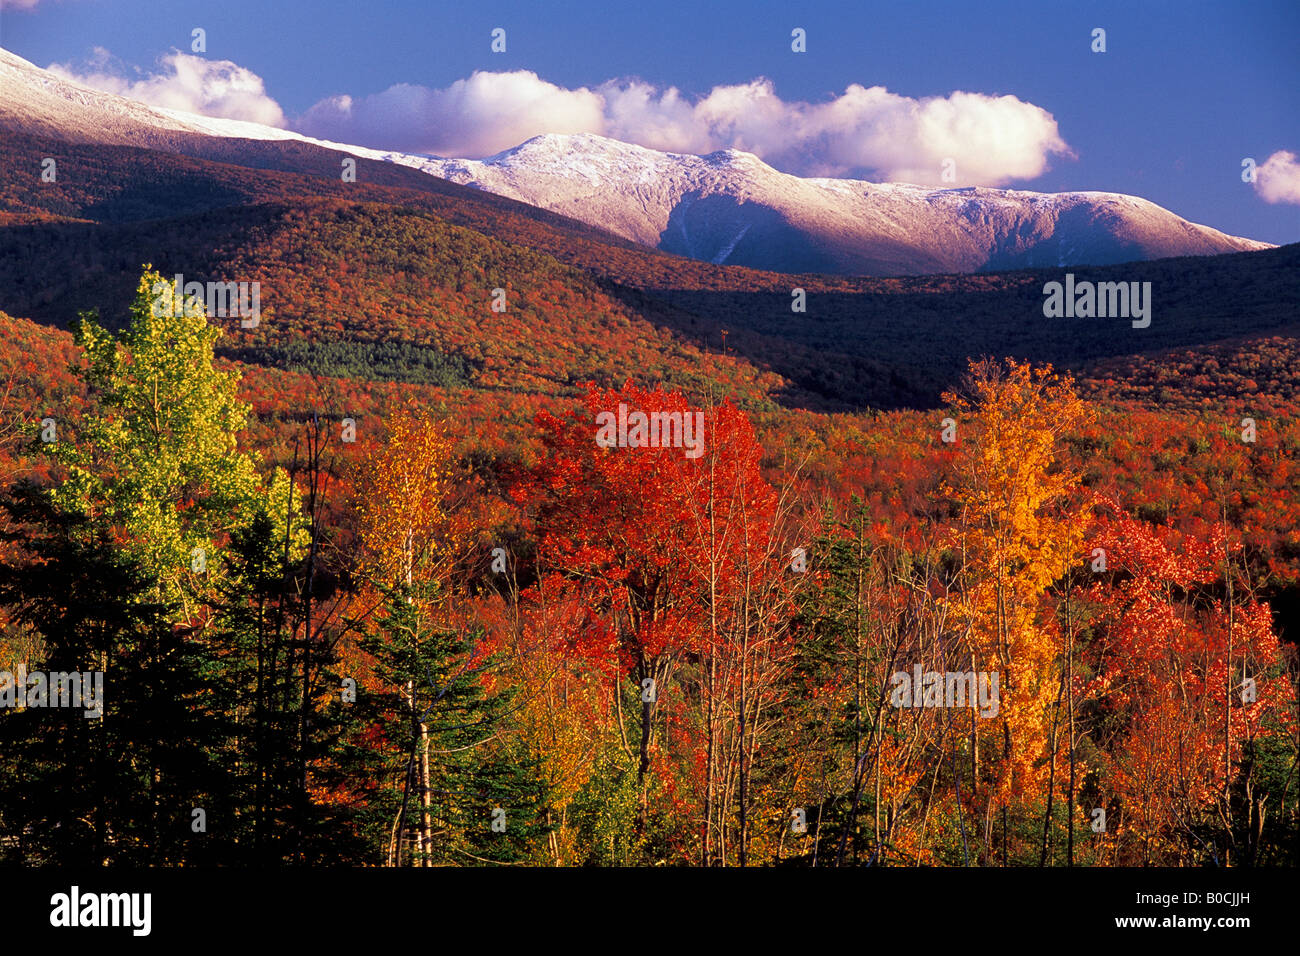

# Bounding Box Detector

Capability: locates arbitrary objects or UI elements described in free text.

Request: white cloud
[298,71,604,159]
[1253,150,1300,205]
[300,71,1071,185]
[48,48,1072,185]
[47,48,286,127]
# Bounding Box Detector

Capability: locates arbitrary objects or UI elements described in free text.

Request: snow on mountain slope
[0,46,1273,276]
[411,134,1273,275]
[0,46,383,155]
[0,45,212,146]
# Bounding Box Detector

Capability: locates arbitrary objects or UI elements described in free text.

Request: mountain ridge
[415,132,1272,275]
[0,46,1271,277]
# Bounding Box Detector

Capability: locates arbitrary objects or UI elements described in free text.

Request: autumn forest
[1,254,1296,868]
[0,10,1298,883]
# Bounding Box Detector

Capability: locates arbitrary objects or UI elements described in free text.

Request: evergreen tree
[0,267,322,864]
[0,483,231,864]
[358,580,549,865]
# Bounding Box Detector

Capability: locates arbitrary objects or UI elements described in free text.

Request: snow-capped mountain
[0,47,1272,276]
[0,46,391,156]
[411,134,1274,274]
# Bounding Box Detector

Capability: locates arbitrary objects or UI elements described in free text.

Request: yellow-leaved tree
[943,359,1093,853]
[52,266,299,619]
[355,407,458,592]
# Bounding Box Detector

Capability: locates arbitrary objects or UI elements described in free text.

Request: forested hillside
[2,133,1297,412]
[1,88,1297,869]
[1,266,1296,865]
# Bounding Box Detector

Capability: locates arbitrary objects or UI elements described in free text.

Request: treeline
[222,339,478,388]
[0,271,1296,866]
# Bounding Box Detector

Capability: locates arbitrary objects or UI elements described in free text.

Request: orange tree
[942,359,1093,860]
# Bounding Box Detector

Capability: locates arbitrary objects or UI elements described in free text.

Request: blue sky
[2,0,1296,243]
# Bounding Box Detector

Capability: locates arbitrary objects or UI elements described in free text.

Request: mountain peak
[494,131,684,161]
[411,135,1271,274]
[0,48,1274,276]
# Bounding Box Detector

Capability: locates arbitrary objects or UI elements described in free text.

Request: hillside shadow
[658,193,842,274]
[83,180,251,224]
[981,204,1147,272]
[620,245,1300,410]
